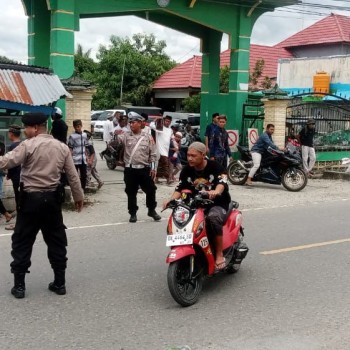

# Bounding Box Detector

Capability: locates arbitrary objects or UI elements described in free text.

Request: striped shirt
[68,132,88,164]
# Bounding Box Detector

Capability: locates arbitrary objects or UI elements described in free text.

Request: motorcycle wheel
[167,256,203,307]
[106,160,117,170]
[227,161,248,185]
[281,168,308,192]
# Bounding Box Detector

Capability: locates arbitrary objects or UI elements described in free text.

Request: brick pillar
[262,98,290,148]
[65,88,95,134]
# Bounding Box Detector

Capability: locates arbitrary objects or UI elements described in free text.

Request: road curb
[323,171,350,180]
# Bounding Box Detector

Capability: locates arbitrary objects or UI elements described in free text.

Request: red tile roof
[277,13,350,48]
[153,55,202,89]
[153,45,293,89]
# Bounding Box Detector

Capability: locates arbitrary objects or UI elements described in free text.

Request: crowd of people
[0,107,318,298]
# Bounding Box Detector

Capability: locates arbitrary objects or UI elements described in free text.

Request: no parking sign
[247,128,258,150]
[227,130,239,152]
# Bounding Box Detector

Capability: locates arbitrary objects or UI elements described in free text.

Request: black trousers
[10,191,68,274]
[124,167,157,215]
[12,178,20,210]
[75,163,87,190]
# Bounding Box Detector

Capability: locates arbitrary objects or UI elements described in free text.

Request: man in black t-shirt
[163,142,231,270]
[298,118,316,176]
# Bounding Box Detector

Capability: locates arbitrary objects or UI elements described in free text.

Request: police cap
[22,113,48,126]
[9,124,22,134]
[128,111,144,122]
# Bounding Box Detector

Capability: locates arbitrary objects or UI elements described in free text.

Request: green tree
[92,34,176,109]
[248,59,273,91]
[0,56,18,64]
[74,44,97,82]
[261,76,272,90]
[220,65,229,93]
[182,94,201,113]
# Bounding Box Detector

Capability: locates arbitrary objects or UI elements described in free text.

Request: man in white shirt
[103,115,114,142]
[113,115,129,135]
[153,115,173,183]
[100,115,114,159]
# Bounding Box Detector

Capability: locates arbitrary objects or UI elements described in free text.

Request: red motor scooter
[163,190,248,307]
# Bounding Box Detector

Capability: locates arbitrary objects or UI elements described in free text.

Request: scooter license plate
[166,233,193,247]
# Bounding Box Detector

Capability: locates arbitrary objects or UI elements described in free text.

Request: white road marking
[240,197,349,212]
[0,219,166,238]
[260,238,350,255]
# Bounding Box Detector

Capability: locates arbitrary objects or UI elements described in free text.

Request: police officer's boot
[11,272,26,299]
[148,209,161,221]
[48,269,66,295]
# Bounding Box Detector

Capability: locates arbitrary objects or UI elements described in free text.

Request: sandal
[215,258,226,271]
[5,224,15,230]
[6,212,16,223]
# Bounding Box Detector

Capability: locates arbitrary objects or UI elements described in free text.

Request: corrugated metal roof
[0,65,72,107]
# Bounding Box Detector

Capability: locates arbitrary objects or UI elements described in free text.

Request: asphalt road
[0,139,350,350]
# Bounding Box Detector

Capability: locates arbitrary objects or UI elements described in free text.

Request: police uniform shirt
[118,131,156,167]
[0,134,84,202]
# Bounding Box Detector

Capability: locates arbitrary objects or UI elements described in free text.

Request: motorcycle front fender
[166,246,195,264]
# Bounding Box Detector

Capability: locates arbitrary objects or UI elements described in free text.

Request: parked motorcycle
[164,190,248,307]
[227,145,307,191]
[102,139,123,170]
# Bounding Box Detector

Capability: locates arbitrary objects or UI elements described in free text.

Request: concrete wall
[277,55,350,89]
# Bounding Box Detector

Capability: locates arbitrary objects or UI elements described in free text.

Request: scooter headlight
[173,206,190,225]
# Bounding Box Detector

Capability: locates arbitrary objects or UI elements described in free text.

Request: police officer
[118,112,161,223]
[0,112,84,299]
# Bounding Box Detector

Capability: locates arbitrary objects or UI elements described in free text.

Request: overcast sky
[1,0,349,64]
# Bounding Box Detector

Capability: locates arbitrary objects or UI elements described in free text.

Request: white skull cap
[54,107,62,116]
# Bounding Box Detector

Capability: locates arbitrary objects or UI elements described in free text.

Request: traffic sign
[227,130,239,152]
[248,128,258,150]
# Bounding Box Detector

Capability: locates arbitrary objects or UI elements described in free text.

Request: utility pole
[120,55,126,105]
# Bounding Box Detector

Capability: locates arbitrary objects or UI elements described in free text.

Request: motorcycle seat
[223,201,239,224]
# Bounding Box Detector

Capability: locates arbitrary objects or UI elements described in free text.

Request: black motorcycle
[227,145,308,191]
[102,139,123,170]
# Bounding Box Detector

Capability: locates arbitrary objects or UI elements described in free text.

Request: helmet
[54,107,63,116]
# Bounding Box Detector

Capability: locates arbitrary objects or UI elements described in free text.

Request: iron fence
[286,95,350,151]
[241,99,265,146]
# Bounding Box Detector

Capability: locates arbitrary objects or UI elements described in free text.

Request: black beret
[22,113,48,126]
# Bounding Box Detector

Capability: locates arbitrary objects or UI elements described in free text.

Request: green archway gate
[22,0,298,132]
